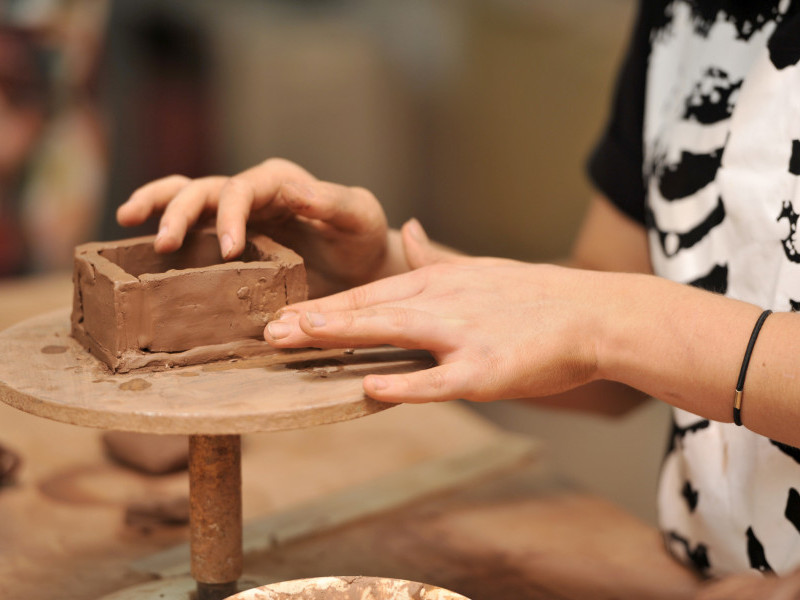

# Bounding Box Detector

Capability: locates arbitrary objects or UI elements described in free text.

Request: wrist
[538,266,632,388]
[371,229,411,281]
[591,271,670,385]
[593,272,765,422]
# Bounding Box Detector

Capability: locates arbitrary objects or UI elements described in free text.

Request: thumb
[401,218,457,269]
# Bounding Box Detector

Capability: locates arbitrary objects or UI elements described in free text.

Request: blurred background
[0,0,671,523]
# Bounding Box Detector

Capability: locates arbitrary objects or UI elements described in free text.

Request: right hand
[117,158,391,297]
[265,236,604,405]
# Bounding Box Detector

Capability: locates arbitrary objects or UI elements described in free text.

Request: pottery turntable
[0,231,457,600]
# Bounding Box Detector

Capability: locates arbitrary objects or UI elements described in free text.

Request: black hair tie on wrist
[733,309,772,427]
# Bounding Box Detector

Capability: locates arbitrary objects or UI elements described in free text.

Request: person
[0,4,108,277]
[117,1,800,597]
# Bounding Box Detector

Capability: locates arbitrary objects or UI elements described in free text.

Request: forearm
[595,271,799,446]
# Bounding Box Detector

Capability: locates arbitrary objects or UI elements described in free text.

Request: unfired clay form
[71,231,307,373]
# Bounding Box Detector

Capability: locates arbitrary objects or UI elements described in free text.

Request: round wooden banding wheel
[0,311,434,600]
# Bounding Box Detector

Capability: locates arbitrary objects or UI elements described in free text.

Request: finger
[278,181,385,234]
[266,308,406,349]
[297,307,452,352]
[266,303,441,350]
[363,362,473,404]
[401,218,458,269]
[216,177,256,260]
[279,270,427,317]
[229,158,316,215]
[156,177,228,253]
[213,159,317,257]
[117,175,191,226]
[264,310,313,347]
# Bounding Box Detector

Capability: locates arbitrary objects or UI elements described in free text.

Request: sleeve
[586,0,652,225]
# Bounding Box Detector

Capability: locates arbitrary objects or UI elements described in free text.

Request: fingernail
[306,312,326,327]
[368,376,388,391]
[406,218,427,242]
[156,224,168,243]
[267,321,291,340]
[276,309,297,321]
[220,234,234,259]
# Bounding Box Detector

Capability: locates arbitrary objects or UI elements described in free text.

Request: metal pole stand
[189,435,243,600]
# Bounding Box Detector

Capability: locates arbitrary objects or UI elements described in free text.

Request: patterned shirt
[589,0,800,577]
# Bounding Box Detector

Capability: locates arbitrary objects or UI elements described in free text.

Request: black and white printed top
[588,0,800,578]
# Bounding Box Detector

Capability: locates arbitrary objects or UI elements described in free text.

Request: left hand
[117,158,393,297]
[264,220,606,404]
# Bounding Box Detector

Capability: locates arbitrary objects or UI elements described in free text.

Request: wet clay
[71,230,307,373]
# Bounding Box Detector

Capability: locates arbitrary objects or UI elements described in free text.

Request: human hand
[265,220,604,404]
[117,158,390,296]
[694,570,800,600]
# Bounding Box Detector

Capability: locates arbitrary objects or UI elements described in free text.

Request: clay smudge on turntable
[200,348,349,373]
[288,358,345,378]
[119,378,152,392]
[41,345,67,354]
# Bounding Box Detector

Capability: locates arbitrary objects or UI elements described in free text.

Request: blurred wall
[100,0,670,524]
[207,2,426,228]
[425,0,635,260]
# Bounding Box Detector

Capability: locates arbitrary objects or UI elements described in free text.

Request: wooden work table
[0,273,701,600]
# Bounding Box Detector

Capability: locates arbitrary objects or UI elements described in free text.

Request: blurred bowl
[227,576,470,599]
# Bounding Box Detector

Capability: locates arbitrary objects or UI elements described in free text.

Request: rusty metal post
[189,434,243,600]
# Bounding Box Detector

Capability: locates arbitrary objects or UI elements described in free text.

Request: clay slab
[71,231,307,372]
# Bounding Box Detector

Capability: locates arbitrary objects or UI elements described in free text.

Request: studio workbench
[0,273,700,600]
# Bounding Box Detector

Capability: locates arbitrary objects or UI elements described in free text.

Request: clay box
[71,231,307,372]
